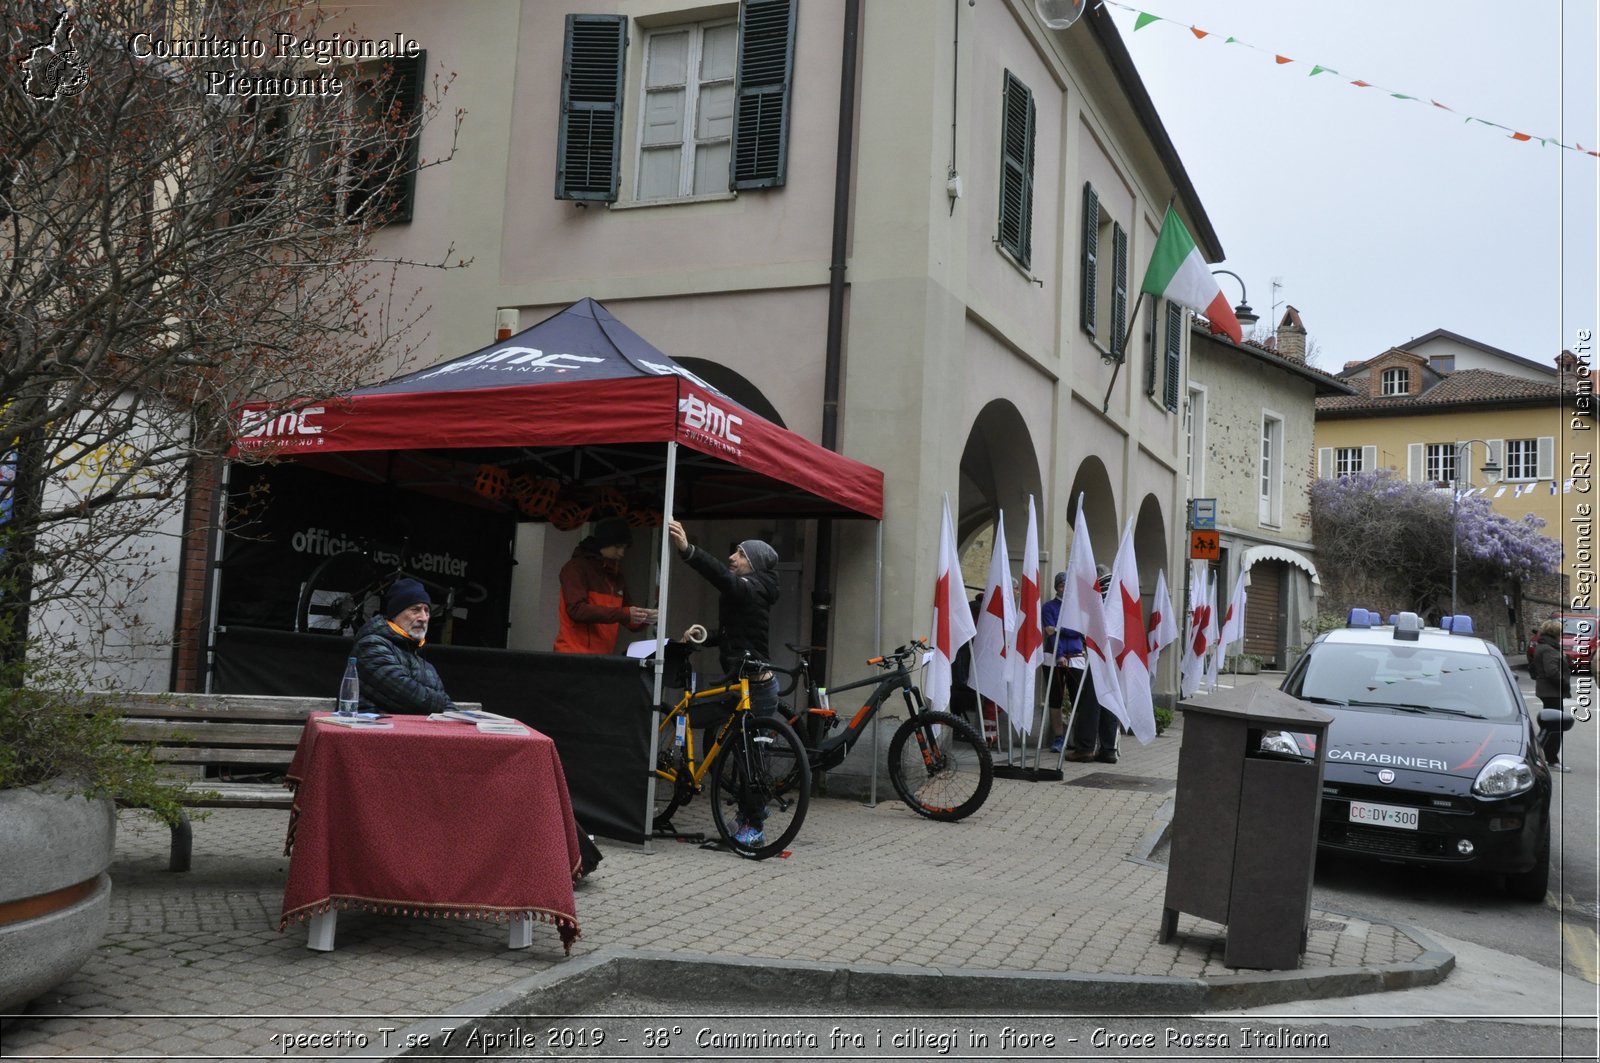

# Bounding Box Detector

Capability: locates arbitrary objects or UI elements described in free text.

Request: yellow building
[1314,339,1590,648]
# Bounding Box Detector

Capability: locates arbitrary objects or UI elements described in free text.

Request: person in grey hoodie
[665,519,780,717]
[666,519,782,846]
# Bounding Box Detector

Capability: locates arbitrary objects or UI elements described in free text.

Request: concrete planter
[0,784,115,1015]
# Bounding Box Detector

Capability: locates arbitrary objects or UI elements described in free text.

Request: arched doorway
[956,400,1043,586]
[1065,457,1117,563]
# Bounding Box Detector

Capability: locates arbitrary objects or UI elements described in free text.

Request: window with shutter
[1144,294,1159,397]
[731,0,796,189]
[637,21,737,200]
[1163,300,1182,411]
[557,15,627,202]
[343,52,425,224]
[997,70,1035,267]
[1080,183,1098,332]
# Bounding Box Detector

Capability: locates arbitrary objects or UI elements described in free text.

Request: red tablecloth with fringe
[279,713,581,953]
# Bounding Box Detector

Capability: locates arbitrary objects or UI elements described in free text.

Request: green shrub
[0,659,192,826]
[1153,704,1173,735]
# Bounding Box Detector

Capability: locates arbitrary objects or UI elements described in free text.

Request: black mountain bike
[294,537,460,642]
[775,640,993,821]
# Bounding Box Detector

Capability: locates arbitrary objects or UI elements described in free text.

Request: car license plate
[1347,800,1419,830]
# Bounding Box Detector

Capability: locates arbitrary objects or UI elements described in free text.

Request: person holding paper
[352,578,456,715]
[554,518,656,654]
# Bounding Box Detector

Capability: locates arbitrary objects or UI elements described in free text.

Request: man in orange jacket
[554,518,656,654]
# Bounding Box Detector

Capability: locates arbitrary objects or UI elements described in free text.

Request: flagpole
[1100,292,1148,414]
[1057,664,1088,769]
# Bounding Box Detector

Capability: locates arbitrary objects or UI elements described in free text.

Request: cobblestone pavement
[3,681,1441,1061]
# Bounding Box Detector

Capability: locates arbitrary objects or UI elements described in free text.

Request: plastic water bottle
[338,657,360,716]
[674,714,687,748]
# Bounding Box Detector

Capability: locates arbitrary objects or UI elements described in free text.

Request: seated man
[352,578,455,715]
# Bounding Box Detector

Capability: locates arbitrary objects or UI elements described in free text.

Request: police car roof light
[1346,607,1373,627]
[1448,614,1474,635]
[1387,614,1399,625]
[1393,611,1422,641]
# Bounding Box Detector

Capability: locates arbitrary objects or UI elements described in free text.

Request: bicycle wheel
[296,550,386,636]
[887,709,993,821]
[652,714,693,831]
[708,715,810,860]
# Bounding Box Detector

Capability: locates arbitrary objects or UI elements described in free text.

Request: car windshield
[1286,641,1520,721]
[1562,617,1594,638]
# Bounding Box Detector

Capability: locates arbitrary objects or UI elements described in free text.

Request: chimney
[1276,305,1306,362]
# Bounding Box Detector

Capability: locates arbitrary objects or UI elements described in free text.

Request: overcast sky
[1099,0,1598,373]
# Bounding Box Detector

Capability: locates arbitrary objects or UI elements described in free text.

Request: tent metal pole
[868,519,883,806]
[642,441,679,853]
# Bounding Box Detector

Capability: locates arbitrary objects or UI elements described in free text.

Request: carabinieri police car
[1276,609,1569,901]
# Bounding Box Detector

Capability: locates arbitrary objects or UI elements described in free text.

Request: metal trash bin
[1159,684,1334,970]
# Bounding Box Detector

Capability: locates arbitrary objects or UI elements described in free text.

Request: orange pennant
[1275,54,1292,64]
[1351,80,1372,88]
[1190,26,1208,39]
[1510,132,1532,142]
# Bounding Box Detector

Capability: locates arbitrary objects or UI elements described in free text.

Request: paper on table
[320,717,394,729]
[476,720,527,735]
[626,639,669,659]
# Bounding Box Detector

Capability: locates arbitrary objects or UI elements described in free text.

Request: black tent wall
[212,627,651,843]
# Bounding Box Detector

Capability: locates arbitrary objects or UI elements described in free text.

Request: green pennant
[1309,64,1338,76]
[1135,12,1160,30]
[1225,35,1240,43]
[1391,93,1416,100]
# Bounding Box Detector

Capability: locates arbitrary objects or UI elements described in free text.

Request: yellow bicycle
[652,654,811,860]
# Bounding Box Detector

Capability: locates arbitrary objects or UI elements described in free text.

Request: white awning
[1239,543,1320,586]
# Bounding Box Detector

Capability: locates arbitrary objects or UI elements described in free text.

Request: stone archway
[1065,457,1117,561]
[956,401,1044,581]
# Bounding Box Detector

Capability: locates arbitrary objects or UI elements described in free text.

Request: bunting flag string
[1100,0,1597,158]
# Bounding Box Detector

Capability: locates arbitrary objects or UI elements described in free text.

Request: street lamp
[1450,439,1503,618]
[1209,269,1260,336]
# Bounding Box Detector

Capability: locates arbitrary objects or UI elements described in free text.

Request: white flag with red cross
[928,494,976,715]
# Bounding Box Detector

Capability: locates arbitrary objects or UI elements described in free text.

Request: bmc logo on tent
[679,395,742,445]
[416,346,604,380]
[239,406,324,439]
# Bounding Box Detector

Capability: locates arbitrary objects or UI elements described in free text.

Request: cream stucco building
[176,1,1256,701]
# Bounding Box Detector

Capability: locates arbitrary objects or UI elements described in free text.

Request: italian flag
[1140,205,1242,343]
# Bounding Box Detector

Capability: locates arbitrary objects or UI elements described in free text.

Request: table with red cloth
[279,713,581,953]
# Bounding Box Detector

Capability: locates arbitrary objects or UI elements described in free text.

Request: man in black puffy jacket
[352,578,455,715]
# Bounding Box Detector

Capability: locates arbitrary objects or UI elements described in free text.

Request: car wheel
[1505,822,1551,903]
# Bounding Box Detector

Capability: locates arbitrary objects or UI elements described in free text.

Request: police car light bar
[1393,611,1421,641]
[1442,614,1474,635]
[1346,608,1375,627]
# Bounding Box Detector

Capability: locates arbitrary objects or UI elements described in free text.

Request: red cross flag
[928,494,976,715]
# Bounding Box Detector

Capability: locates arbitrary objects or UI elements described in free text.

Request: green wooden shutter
[1164,300,1183,411]
[1110,221,1128,359]
[343,51,425,224]
[997,71,1035,267]
[385,51,424,224]
[1144,293,1159,396]
[1080,183,1099,332]
[731,0,796,189]
[556,15,626,202]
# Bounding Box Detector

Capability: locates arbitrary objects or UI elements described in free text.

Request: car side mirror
[1537,708,1576,733]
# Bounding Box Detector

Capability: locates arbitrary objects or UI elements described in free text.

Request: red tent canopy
[235,298,883,520]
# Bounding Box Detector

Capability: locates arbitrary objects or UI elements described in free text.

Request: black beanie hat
[384,578,431,618]
[591,518,632,548]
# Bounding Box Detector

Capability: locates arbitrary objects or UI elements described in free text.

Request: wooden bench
[93,692,479,872]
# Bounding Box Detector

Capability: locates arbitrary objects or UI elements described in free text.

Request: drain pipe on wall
[811,0,861,686]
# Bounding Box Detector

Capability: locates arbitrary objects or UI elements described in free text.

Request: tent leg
[642,442,680,853]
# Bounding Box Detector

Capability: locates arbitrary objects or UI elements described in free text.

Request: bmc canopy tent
[235,297,882,521]
[232,297,885,845]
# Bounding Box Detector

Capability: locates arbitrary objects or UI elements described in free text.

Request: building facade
[168,1,1259,703]
[1187,309,1354,670]
[1315,339,1584,648]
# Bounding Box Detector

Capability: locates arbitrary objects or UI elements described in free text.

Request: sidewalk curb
[376,939,1456,1059]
